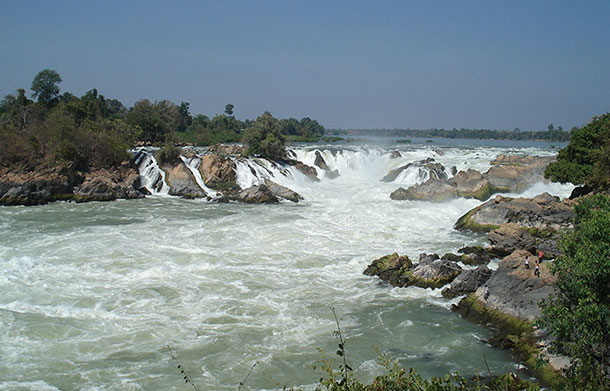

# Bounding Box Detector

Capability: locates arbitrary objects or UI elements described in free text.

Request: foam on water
[0,143,572,390]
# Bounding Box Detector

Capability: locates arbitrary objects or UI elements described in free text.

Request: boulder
[363,253,413,287]
[441,246,496,266]
[389,150,402,159]
[390,179,457,201]
[487,223,537,256]
[455,193,575,233]
[264,179,303,203]
[441,265,492,299]
[406,257,462,288]
[162,162,207,199]
[382,158,447,183]
[314,151,330,171]
[284,160,320,182]
[456,250,556,321]
[75,164,143,202]
[199,153,239,190]
[230,184,279,204]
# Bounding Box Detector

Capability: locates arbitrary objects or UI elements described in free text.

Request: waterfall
[179,155,219,198]
[133,149,170,195]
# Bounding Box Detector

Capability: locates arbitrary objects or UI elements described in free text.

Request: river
[0,141,572,391]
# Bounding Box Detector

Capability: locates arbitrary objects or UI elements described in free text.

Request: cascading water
[180,155,219,198]
[0,142,574,391]
[133,148,170,195]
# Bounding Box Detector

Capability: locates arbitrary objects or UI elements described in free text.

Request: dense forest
[0,69,326,170]
[329,126,571,142]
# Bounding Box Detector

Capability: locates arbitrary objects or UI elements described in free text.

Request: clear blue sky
[1,1,609,130]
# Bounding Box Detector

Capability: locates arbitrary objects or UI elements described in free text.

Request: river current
[0,141,572,391]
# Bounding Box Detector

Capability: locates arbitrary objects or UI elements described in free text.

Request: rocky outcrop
[314,151,340,179]
[391,154,554,202]
[199,154,239,190]
[207,143,246,156]
[383,158,447,183]
[74,164,143,202]
[264,179,303,203]
[487,223,537,256]
[457,250,556,321]
[455,193,575,233]
[162,162,207,199]
[441,246,498,266]
[284,159,320,182]
[389,150,402,159]
[363,253,413,286]
[229,184,279,204]
[364,252,461,289]
[441,265,492,299]
[0,162,143,205]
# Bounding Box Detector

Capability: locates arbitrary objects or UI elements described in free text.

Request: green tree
[539,194,610,391]
[31,69,62,104]
[242,111,286,160]
[544,113,610,190]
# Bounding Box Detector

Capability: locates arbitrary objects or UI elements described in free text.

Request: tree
[31,69,62,104]
[224,103,234,116]
[242,111,286,160]
[539,194,610,391]
[545,113,610,190]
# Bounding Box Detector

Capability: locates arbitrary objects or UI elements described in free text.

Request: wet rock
[75,164,143,202]
[162,162,207,199]
[364,253,413,286]
[284,160,320,182]
[569,184,593,199]
[407,257,462,288]
[441,265,492,299]
[441,246,496,266]
[389,150,402,159]
[199,153,239,190]
[264,179,303,203]
[314,151,330,171]
[382,158,447,183]
[230,184,279,204]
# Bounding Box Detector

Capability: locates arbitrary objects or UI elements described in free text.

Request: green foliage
[544,113,610,190]
[538,194,610,391]
[126,99,182,143]
[31,69,62,105]
[225,103,234,116]
[243,111,287,160]
[157,138,181,165]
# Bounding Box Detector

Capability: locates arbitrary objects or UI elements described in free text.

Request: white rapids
[0,141,573,391]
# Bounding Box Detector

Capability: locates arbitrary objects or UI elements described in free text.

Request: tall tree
[242,111,286,160]
[31,69,62,104]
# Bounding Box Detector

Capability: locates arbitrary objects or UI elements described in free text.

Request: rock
[450,166,457,175]
[207,143,246,156]
[162,162,207,199]
[199,153,239,190]
[390,179,457,201]
[391,154,555,202]
[441,265,492,299]
[406,257,462,288]
[284,159,320,182]
[0,162,142,205]
[389,150,402,159]
[569,184,593,199]
[487,223,537,256]
[455,193,575,233]
[314,151,330,171]
[229,184,279,204]
[363,253,413,286]
[263,179,303,202]
[75,164,143,202]
[441,246,496,266]
[382,158,447,183]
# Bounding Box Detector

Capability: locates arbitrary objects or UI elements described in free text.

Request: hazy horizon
[2,1,609,131]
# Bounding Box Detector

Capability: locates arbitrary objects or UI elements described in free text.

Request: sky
[1,1,610,131]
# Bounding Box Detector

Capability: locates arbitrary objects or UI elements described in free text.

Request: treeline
[0,69,325,170]
[329,126,571,142]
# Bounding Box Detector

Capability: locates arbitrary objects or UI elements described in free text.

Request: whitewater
[0,140,573,391]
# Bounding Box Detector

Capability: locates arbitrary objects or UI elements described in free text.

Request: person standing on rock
[538,249,543,264]
[534,264,540,277]
[484,285,489,301]
[525,256,530,269]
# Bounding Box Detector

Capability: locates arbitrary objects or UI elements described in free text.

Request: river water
[0,141,572,391]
